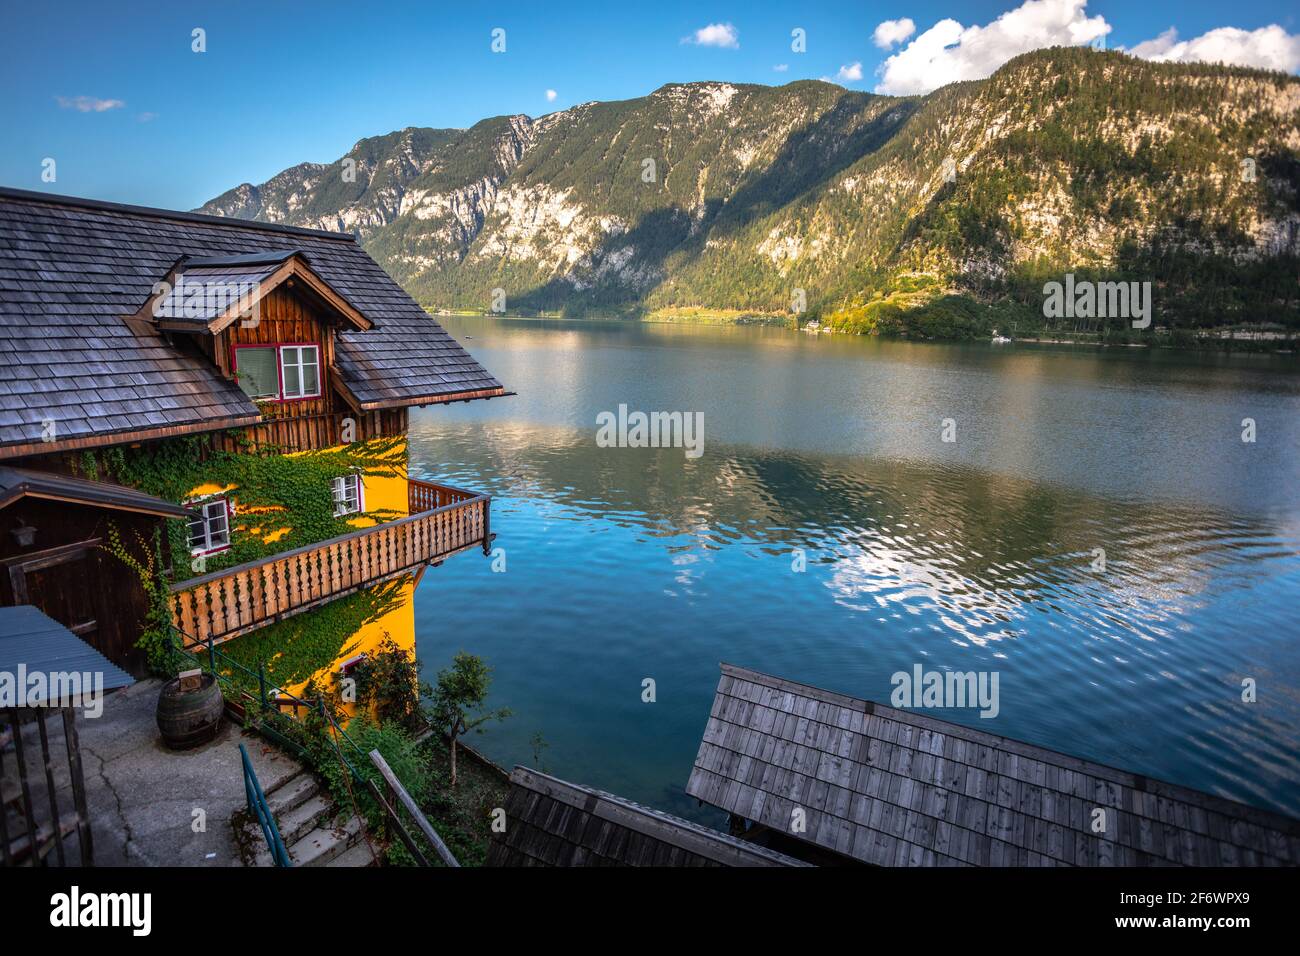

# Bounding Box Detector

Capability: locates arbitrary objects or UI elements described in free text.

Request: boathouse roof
[686,664,1300,866]
[0,187,507,458]
[487,766,808,867]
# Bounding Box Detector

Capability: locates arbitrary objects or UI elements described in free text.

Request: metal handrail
[240,742,291,867]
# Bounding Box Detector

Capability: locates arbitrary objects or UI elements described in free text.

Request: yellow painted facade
[283,575,418,713]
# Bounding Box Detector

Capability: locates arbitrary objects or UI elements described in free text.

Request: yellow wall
[284,575,418,717]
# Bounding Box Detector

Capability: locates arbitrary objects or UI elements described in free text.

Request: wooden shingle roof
[0,188,506,455]
[687,664,1300,867]
[487,767,808,867]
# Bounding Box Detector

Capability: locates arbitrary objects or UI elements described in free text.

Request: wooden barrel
[156,674,224,750]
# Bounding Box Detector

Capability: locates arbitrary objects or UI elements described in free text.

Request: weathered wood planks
[687,664,1300,867]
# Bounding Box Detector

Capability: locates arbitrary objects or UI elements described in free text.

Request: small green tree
[427,652,510,786]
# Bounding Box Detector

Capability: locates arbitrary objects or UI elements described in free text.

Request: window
[233,344,320,401]
[188,498,230,554]
[280,345,321,399]
[332,473,362,517]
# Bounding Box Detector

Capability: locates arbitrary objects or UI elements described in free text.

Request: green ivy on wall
[79,434,408,583]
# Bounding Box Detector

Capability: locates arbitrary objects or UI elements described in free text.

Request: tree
[426,652,510,786]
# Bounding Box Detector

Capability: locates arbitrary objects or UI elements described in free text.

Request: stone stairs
[241,768,378,867]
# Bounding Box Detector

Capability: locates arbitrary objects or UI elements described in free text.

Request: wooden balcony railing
[170,480,490,648]
[408,476,479,514]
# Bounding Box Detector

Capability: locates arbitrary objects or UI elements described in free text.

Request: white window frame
[187,497,231,554]
[331,472,362,518]
[279,345,321,400]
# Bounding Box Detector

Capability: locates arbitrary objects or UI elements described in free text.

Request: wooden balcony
[170,478,490,648]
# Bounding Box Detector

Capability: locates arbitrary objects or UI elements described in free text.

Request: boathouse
[487,767,806,866]
[687,664,1300,866]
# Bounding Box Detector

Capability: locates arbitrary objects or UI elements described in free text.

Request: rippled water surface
[408,318,1300,819]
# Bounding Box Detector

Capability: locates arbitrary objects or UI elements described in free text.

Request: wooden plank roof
[0,188,506,455]
[0,465,192,518]
[686,664,1300,867]
[487,767,808,867]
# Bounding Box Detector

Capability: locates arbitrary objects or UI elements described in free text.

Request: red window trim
[184,494,233,556]
[338,652,367,674]
[231,342,322,403]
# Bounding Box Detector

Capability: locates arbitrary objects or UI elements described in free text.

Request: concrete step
[327,840,381,868]
[294,815,365,867]
[266,772,320,817]
[277,794,334,846]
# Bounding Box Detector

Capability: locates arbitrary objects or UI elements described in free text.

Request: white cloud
[136,112,158,123]
[545,89,558,102]
[683,23,739,49]
[874,18,917,49]
[55,95,125,112]
[773,63,789,72]
[1129,25,1300,73]
[837,62,864,82]
[874,0,1109,95]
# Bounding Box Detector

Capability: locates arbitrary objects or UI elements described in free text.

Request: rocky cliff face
[197,48,1300,323]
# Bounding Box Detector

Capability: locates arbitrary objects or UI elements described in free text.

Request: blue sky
[1,0,1296,210]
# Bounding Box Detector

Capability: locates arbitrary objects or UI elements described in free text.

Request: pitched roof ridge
[0,186,358,242]
[506,766,807,865]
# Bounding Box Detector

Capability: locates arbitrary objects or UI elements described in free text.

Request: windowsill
[189,546,231,557]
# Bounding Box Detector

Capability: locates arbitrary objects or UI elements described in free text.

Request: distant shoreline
[428,308,1298,355]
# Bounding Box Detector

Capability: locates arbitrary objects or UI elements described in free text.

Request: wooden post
[369,749,460,867]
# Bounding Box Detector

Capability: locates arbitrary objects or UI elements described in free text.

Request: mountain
[198,48,1300,337]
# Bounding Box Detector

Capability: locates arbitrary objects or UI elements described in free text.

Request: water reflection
[409,414,1300,818]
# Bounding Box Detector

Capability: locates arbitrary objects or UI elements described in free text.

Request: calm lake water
[408,318,1300,820]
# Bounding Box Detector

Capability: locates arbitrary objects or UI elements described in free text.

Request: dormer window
[233,344,321,401]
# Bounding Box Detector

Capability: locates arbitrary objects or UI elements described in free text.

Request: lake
[407,317,1300,821]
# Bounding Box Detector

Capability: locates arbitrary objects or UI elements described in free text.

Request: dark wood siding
[0,498,166,674]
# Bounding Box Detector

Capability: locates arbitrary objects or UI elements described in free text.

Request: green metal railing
[240,742,291,867]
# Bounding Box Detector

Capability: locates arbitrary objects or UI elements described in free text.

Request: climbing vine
[101,521,177,675]
[79,433,408,582]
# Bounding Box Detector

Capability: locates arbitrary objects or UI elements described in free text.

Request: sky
[1,0,1297,210]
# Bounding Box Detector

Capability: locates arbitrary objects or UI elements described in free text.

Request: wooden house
[687,664,1300,866]
[0,187,508,671]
